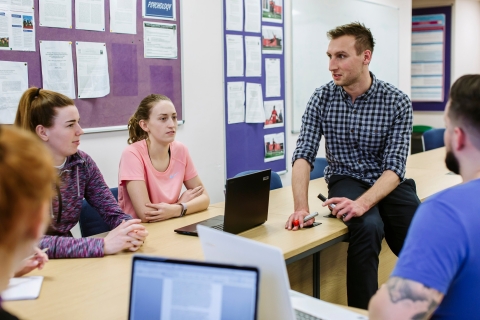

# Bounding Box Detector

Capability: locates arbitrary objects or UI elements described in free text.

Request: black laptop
[128,255,259,320]
[174,169,271,236]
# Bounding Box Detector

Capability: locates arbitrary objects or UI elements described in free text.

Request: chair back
[234,170,283,190]
[423,128,445,151]
[310,157,328,180]
[79,187,118,237]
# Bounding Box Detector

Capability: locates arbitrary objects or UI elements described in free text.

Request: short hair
[327,22,375,55]
[127,94,172,144]
[448,74,480,149]
[15,87,75,133]
[0,126,56,247]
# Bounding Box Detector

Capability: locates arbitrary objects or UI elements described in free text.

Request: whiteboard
[292,0,399,132]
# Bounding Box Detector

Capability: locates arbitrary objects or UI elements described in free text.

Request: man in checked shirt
[285,22,421,309]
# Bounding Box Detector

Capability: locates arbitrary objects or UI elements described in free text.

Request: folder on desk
[1,276,43,301]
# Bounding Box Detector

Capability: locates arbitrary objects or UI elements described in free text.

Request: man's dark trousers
[327,175,421,309]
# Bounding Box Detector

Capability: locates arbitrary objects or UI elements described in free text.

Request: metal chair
[423,128,445,151]
[234,170,283,190]
[79,187,118,237]
[310,157,328,180]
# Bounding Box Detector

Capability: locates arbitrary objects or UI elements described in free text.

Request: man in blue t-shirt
[369,74,480,319]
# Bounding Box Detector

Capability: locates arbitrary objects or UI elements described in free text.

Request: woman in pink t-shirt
[118,94,210,222]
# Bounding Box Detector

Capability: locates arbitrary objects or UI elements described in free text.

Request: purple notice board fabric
[412,6,451,112]
[223,4,287,178]
[0,0,182,128]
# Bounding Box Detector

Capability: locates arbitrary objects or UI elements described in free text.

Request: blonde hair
[127,94,172,144]
[15,87,75,133]
[0,126,56,247]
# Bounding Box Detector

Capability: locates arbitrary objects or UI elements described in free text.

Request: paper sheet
[226,34,243,77]
[244,0,260,33]
[0,8,35,51]
[263,100,284,129]
[75,0,105,31]
[0,60,28,124]
[110,0,136,34]
[245,36,261,77]
[262,25,283,55]
[227,81,245,124]
[265,58,280,97]
[1,276,43,301]
[245,82,264,123]
[76,41,110,98]
[225,0,243,31]
[143,21,177,59]
[262,0,283,23]
[39,0,72,29]
[40,41,76,99]
[142,0,175,20]
[264,132,285,162]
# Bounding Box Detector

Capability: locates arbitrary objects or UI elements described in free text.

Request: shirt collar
[339,72,378,102]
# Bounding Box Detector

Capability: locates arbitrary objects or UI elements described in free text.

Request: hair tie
[35,87,42,98]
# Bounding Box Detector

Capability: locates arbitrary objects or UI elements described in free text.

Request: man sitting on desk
[285,22,421,309]
[369,75,480,319]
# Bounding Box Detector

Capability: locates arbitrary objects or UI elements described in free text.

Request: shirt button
[354,144,358,149]
[353,110,357,114]
[350,129,354,133]
[357,160,362,164]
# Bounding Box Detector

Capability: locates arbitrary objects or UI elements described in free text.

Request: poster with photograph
[264,132,284,162]
[263,100,283,128]
[262,25,282,54]
[262,0,282,23]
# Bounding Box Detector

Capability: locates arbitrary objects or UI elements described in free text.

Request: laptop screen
[129,256,259,320]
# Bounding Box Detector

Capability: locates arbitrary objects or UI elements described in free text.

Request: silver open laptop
[198,225,368,320]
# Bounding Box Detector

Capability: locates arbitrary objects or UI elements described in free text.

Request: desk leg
[313,252,320,299]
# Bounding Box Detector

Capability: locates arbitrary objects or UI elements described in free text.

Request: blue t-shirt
[392,178,480,319]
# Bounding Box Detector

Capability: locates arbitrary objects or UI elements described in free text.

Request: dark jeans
[327,175,421,309]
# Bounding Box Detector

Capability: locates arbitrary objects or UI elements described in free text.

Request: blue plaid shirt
[292,73,412,185]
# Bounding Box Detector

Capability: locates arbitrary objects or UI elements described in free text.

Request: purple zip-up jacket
[39,150,132,258]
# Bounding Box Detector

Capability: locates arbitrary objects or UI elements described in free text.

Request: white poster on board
[264,132,285,162]
[226,34,243,77]
[75,41,110,98]
[39,0,72,29]
[0,60,28,124]
[225,0,243,31]
[40,41,76,99]
[75,0,105,32]
[265,58,280,97]
[244,0,260,33]
[110,0,136,34]
[245,82,265,123]
[0,8,36,51]
[245,36,261,77]
[143,21,177,59]
[227,81,245,124]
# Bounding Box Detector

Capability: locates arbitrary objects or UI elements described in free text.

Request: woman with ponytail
[14,87,148,259]
[119,94,209,222]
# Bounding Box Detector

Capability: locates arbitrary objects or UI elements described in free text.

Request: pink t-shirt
[118,140,198,218]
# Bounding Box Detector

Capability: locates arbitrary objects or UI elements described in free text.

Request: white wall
[81,0,414,203]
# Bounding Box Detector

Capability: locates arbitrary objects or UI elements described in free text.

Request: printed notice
[225,0,243,31]
[263,100,284,129]
[245,82,264,123]
[244,0,260,33]
[76,41,110,98]
[245,36,261,77]
[40,41,76,99]
[265,58,280,97]
[143,21,177,59]
[264,132,285,162]
[0,61,28,124]
[227,81,245,124]
[142,0,175,20]
[39,0,72,29]
[110,0,136,34]
[226,34,243,77]
[75,0,105,32]
[0,9,35,51]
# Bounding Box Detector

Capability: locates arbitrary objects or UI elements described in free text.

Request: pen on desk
[318,193,347,219]
[25,248,48,260]
[293,212,318,227]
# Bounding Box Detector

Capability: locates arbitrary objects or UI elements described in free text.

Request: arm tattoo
[387,277,441,320]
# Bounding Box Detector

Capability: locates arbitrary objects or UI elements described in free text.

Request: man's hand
[144,203,182,222]
[14,247,49,277]
[104,219,148,255]
[323,197,369,222]
[178,186,204,203]
[285,210,313,230]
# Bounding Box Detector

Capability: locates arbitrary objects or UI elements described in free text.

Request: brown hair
[127,94,172,144]
[0,125,56,247]
[448,74,480,149]
[327,22,375,55]
[15,87,74,133]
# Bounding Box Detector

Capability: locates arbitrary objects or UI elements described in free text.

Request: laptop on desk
[128,255,260,320]
[198,225,368,320]
[174,169,271,236]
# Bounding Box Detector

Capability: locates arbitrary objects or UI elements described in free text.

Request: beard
[445,151,460,174]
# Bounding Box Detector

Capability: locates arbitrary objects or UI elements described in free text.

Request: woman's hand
[177,186,204,203]
[14,247,49,277]
[104,219,148,255]
[144,203,182,222]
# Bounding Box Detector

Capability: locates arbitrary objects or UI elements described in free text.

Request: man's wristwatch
[178,203,187,217]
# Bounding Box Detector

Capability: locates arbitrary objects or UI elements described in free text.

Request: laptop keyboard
[211,224,224,231]
[295,309,324,320]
